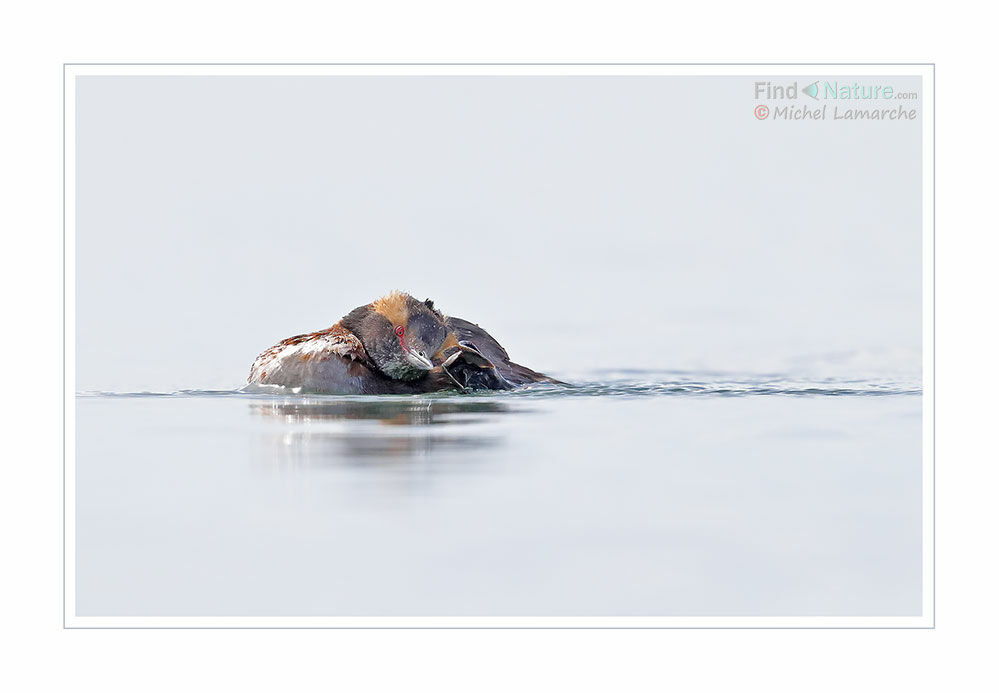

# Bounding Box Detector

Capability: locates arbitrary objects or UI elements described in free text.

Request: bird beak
[403,348,435,371]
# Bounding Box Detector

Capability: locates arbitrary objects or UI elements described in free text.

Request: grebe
[248,291,561,394]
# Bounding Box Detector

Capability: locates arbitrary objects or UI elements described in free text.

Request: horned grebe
[248,291,561,395]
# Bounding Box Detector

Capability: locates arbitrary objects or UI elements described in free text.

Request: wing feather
[248,323,371,384]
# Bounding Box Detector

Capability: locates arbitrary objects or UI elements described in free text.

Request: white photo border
[64,62,934,629]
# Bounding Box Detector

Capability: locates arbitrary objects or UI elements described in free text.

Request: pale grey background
[76,75,922,392]
[74,75,924,618]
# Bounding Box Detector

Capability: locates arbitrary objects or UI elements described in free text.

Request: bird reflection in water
[251,398,520,469]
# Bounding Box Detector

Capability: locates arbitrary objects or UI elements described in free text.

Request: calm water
[75,371,923,617]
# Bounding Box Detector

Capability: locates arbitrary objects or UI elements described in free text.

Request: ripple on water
[76,371,921,400]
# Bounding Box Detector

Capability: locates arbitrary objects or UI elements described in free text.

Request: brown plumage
[248,291,563,395]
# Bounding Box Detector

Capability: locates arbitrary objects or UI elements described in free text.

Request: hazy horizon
[75,75,922,392]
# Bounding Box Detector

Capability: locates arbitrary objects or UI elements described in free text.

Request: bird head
[341,291,457,381]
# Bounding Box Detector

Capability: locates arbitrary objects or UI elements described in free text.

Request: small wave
[510,381,921,398]
[77,389,250,398]
[77,373,921,400]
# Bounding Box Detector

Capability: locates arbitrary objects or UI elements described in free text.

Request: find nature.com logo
[753,80,919,121]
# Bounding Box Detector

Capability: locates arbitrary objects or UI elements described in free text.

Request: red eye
[394,325,405,337]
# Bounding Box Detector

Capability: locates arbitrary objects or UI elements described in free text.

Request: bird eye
[395,325,405,337]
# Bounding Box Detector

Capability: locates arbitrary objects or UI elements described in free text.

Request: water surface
[75,371,923,617]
